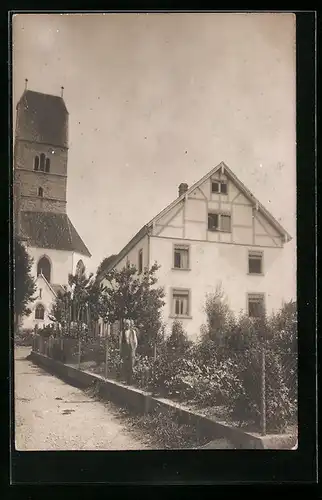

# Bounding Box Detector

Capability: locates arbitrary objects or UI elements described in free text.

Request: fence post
[78,336,81,369]
[260,346,266,436]
[105,324,110,379]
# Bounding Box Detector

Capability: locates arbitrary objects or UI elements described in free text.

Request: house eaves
[98,225,149,281]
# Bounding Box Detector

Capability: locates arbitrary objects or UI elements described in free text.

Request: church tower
[14,86,69,215]
[14,84,91,328]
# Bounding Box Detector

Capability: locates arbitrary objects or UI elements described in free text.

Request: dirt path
[14,347,153,450]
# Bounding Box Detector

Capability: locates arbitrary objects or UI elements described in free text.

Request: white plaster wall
[27,246,73,285]
[112,234,150,272]
[149,235,291,340]
[72,252,92,276]
[22,275,56,330]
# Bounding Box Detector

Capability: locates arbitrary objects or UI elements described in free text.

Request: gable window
[221,214,231,232]
[208,212,231,232]
[248,293,265,318]
[38,187,43,197]
[39,288,42,299]
[35,303,45,320]
[34,156,39,171]
[172,289,190,317]
[211,180,228,194]
[37,256,51,283]
[173,245,189,269]
[248,251,263,274]
[138,249,143,274]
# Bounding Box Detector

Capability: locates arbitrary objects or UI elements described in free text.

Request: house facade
[14,87,91,330]
[100,162,292,340]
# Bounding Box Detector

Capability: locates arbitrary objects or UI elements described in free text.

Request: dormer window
[38,187,43,197]
[212,180,228,194]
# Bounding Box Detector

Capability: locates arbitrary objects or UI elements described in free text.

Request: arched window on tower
[37,256,51,283]
[34,156,39,171]
[35,304,45,320]
[45,158,50,172]
[76,259,85,277]
[40,153,46,172]
[38,187,43,197]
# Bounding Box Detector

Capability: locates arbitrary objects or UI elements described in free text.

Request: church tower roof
[16,89,68,148]
[20,211,91,257]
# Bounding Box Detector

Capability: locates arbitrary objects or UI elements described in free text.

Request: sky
[12,13,297,299]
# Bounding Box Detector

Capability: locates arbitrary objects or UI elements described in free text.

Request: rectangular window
[208,212,231,232]
[220,182,228,194]
[211,180,228,194]
[173,245,189,269]
[221,214,231,232]
[211,181,220,193]
[248,251,263,274]
[138,249,143,274]
[248,293,265,318]
[172,289,190,317]
[208,213,219,230]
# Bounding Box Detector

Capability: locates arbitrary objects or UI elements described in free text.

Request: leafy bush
[133,354,155,389]
[14,328,34,346]
[221,310,298,433]
[80,338,106,364]
[103,333,123,379]
[143,321,194,398]
[127,406,209,449]
[202,283,236,344]
[166,320,191,352]
[37,325,55,338]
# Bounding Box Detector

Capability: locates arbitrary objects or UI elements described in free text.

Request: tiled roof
[21,211,91,257]
[16,90,68,148]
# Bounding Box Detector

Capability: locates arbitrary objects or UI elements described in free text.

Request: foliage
[49,267,102,338]
[14,238,37,322]
[14,328,34,346]
[268,299,297,353]
[37,325,55,338]
[126,406,209,449]
[96,254,118,278]
[201,283,236,344]
[221,306,298,432]
[100,261,165,355]
[166,320,191,353]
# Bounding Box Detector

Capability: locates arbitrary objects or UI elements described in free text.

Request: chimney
[178,183,188,197]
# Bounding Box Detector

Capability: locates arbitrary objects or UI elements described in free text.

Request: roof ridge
[24,89,65,100]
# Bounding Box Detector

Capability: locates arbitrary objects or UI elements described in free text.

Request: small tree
[166,320,191,353]
[14,237,37,331]
[202,283,235,345]
[96,254,118,278]
[49,268,102,340]
[100,261,165,379]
